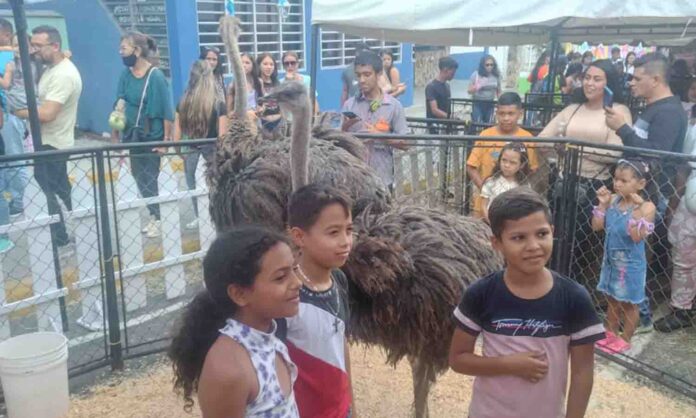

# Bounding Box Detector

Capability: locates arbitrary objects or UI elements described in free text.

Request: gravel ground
[67,344,696,418]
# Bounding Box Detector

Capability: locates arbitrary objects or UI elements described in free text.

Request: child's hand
[506,351,548,383]
[628,192,645,206]
[596,186,612,207]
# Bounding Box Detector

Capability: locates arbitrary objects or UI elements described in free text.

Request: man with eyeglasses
[15,25,82,249]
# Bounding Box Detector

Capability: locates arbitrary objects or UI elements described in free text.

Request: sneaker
[606,337,631,354]
[634,321,654,335]
[145,219,161,238]
[0,238,14,254]
[185,218,199,230]
[9,208,23,219]
[654,310,694,333]
[595,331,620,349]
[142,216,157,234]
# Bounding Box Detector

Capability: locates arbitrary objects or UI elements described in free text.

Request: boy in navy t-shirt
[449,187,605,418]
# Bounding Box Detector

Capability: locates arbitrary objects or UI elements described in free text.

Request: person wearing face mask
[110,31,174,239]
[14,25,82,249]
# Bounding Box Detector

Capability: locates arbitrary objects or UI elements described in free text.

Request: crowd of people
[161,45,696,417]
[0,18,693,415]
[432,51,694,342]
[0,19,82,253]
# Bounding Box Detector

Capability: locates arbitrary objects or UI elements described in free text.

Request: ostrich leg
[409,355,436,418]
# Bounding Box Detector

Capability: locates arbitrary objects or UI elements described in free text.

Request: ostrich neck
[290,96,312,191]
[222,20,247,119]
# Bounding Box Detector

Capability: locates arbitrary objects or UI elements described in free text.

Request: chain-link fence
[359,131,696,399]
[1,130,695,402]
[0,139,216,380]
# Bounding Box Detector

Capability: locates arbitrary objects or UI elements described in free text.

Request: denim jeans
[1,113,28,212]
[184,145,214,217]
[472,101,495,124]
[130,147,161,220]
[34,144,72,245]
[0,158,10,239]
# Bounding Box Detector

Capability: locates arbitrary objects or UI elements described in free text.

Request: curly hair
[486,142,531,186]
[168,226,289,411]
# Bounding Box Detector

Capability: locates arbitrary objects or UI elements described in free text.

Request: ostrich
[206,16,391,231]
[264,82,504,417]
[212,14,503,417]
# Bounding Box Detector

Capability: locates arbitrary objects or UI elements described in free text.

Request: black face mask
[122,53,137,67]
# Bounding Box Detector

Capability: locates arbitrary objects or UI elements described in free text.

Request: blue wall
[300,0,414,112]
[15,1,123,134]
[9,0,416,134]
[452,49,487,82]
[165,0,200,105]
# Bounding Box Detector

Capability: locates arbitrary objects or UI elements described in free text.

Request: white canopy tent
[311,0,696,46]
[308,0,696,104]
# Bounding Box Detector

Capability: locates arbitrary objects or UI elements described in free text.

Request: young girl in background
[480,142,530,222]
[257,53,283,138]
[592,159,656,353]
[169,226,301,417]
[200,46,226,103]
[227,52,263,116]
[173,60,228,230]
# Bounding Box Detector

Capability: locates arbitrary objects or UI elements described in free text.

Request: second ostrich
[264,83,504,417]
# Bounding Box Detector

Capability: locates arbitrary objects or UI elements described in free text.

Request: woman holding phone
[538,59,632,287]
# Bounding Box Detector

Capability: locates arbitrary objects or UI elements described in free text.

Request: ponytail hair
[168,226,289,411]
[121,31,158,65]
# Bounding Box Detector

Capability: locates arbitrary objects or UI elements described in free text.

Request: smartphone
[342,111,359,119]
[603,86,614,108]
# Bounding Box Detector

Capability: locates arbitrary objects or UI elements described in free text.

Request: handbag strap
[134,66,156,128]
[562,103,583,136]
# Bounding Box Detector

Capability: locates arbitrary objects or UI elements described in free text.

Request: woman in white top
[227,52,263,116]
[379,50,406,97]
[625,51,636,76]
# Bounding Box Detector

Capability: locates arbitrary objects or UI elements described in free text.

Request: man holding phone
[605,53,688,334]
[341,50,408,188]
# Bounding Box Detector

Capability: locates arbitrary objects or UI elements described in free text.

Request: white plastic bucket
[0,332,69,418]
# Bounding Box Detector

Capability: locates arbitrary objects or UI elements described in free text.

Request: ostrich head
[262,81,312,191]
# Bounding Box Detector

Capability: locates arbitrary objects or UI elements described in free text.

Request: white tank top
[219,318,299,418]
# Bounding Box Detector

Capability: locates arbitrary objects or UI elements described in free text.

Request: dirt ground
[67,344,696,418]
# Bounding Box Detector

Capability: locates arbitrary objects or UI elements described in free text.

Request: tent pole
[310,24,319,114]
[547,30,560,94]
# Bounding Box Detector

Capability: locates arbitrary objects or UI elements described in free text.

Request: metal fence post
[559,145,581,277]
[95,150,123,370]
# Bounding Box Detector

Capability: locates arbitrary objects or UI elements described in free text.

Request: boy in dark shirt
[449,187,604,418]
[425,56,458,121]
